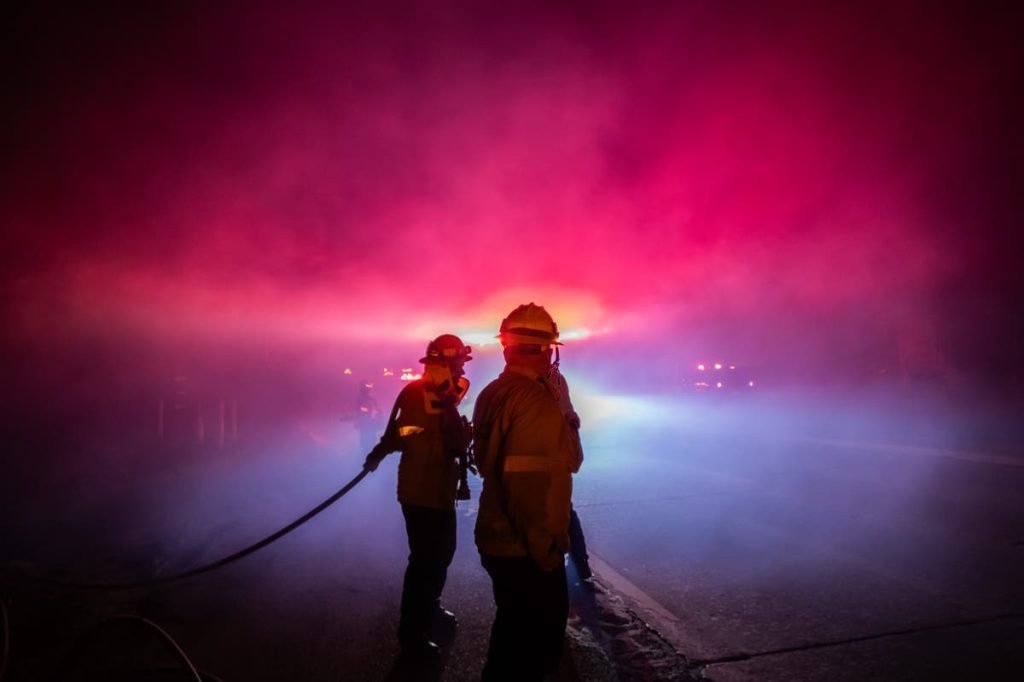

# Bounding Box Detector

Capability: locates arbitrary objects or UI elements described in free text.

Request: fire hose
[0,467,370,681]
[6,467,369,592]
[50,615,213,682]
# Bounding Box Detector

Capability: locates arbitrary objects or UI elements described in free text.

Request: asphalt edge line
[588,553,681,635]
[579,554,702,680]
[694,612,1024,668]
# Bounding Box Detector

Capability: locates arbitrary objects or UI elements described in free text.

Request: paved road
[571,391,1024,681]
[2,389,1022,681]
[1,418,629,681]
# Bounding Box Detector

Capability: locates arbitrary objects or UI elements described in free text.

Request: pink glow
[2,2,1020,393]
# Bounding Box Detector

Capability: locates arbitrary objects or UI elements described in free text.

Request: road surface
[2,388,1021,680]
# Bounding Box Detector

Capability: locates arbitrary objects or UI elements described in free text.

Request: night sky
[3,1,1022,402]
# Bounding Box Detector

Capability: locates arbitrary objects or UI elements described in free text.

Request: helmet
[419,334,473,365]
[498,303,562,348]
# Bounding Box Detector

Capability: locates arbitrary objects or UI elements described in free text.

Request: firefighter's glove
[363,449,385,472]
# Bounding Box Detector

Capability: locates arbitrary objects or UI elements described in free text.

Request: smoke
[1,1,1021,435]
[3,14,1021,678]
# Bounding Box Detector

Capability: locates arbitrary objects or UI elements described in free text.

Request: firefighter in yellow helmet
[473,304,583,681]
[363,334,473,660]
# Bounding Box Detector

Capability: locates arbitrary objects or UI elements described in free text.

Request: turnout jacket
[367,379,469,510]
[473,365,583,570]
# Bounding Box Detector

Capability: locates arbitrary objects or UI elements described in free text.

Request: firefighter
[353,381,381,452]
[547,365,593,582]
[363,334,473,660]
[473,304,583,681]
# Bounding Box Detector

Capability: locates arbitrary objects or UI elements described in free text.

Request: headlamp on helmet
[419,334,472,365]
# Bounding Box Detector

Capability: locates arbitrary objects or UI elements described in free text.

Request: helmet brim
[497,333,562,346]
[419,355,473,364]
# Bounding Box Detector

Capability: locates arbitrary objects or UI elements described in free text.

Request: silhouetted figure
[354,381,381,452]
[549,366,593,582]
[363,335,473,662]
[474,304,583,681]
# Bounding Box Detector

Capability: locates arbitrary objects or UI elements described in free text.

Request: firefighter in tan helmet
[472,304,584,680]
[363,334,473,660]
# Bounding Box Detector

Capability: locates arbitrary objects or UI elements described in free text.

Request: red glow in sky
[2,2,1021,384]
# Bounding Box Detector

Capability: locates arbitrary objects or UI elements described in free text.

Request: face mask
[424,364,454,394]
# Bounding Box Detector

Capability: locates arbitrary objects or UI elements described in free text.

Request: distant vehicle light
[343,368,352,375]
[400,372,422,381]
[383,368,394,377]
[689,360,755,394]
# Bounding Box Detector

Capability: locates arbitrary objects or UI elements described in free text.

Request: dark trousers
[568,505,589,569]
[399,504,456,643]
[480,554,568,682]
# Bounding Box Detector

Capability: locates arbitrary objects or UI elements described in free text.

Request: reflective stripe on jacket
[473,365,582,567]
